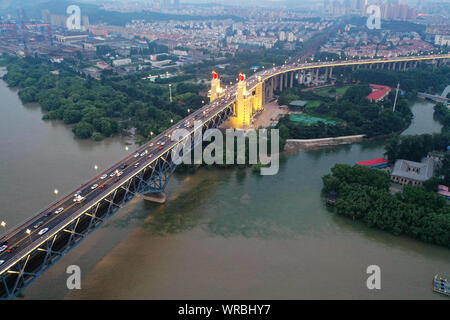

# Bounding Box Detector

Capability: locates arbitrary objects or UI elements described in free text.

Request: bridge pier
[143,192,167,204]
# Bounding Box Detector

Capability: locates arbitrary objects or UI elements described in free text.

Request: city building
[356,158,389,169]
[112,58,132,67]
[390,158,435,186]
[367,84,392,102]
[435,35,450,46]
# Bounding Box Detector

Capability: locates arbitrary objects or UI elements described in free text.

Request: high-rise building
[42,9,51,23]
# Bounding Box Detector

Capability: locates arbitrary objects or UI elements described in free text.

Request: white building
[279,31,286,41]
[435,35,450,46]
[287,32,296,42]
[112,58,132,67]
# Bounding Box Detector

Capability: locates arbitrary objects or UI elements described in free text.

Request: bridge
[0,54,449,299]
[417,92,449,103]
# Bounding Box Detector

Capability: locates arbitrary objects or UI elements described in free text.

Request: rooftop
[391,158,435,182]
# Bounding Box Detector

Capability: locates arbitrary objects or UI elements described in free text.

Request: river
[0,75,449,300]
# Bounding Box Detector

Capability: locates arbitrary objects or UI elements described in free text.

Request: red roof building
[367,84,392,102]
[357,158,389,168]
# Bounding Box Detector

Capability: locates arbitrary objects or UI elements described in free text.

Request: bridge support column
[143,192,167,204]
[270,77,274,98]
[329,67,333,80]
[297,71,301,85]
[290,72,294,88]
[279,74,283,92]
[315,68,319,84]
[284,72,288,88]
[324,67,328,82]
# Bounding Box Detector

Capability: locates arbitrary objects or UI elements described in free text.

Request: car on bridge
[100,174,108,180]
[33,221,44,229]
[91,184,99,190]
[0,260,4,266]
[0,245,7,253]
[38,228,49,236]
[134,153,140,158]
[73,195,85,203]
[110,170,119,177]
[54,207,64,214]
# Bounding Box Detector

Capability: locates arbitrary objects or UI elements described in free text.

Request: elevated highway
[0,54,449,299]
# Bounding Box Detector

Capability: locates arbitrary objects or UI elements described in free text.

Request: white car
[0,245,7,253]
[38,228,49,236]
[55,207,64,214]
[0,260,4,266]
[91,184,98,190]
[134,153,139,158]
[134,163,140,168]
[149,143,154,147]
[117,171,123,177]
[140,150,148,157]
[110,171,118,177]
[100,174,108,180]
[73,195,85,203]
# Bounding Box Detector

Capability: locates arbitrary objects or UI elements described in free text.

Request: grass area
[306,100,321,108]
[289,114,338,125]
[314,86,351,97]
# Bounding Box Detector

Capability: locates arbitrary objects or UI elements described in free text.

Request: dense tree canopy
[278,85,412,139]
[3,56,206,141]
[322,164,450,248]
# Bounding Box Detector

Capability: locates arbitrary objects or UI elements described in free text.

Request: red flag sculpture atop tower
[209,70,222,102]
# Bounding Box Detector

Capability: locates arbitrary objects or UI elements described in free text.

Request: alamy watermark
[66,5,81,31]
[170,121,280,176]
[366,265,381,290]
[66,265,81,290]
[366,5,381,30]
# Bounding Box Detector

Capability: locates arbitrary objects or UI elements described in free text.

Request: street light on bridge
[53,189,59,195]
[94,165,98,171]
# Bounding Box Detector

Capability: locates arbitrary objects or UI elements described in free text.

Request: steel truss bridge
[0,54,449,299]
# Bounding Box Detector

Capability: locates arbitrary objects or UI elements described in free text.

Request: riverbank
[284,134,365,152]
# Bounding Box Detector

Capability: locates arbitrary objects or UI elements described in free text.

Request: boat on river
[433,275,450,297]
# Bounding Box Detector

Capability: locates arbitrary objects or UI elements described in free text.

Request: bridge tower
[252,76,263,114]
[230,73,252,128]
[209,70,222,102]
